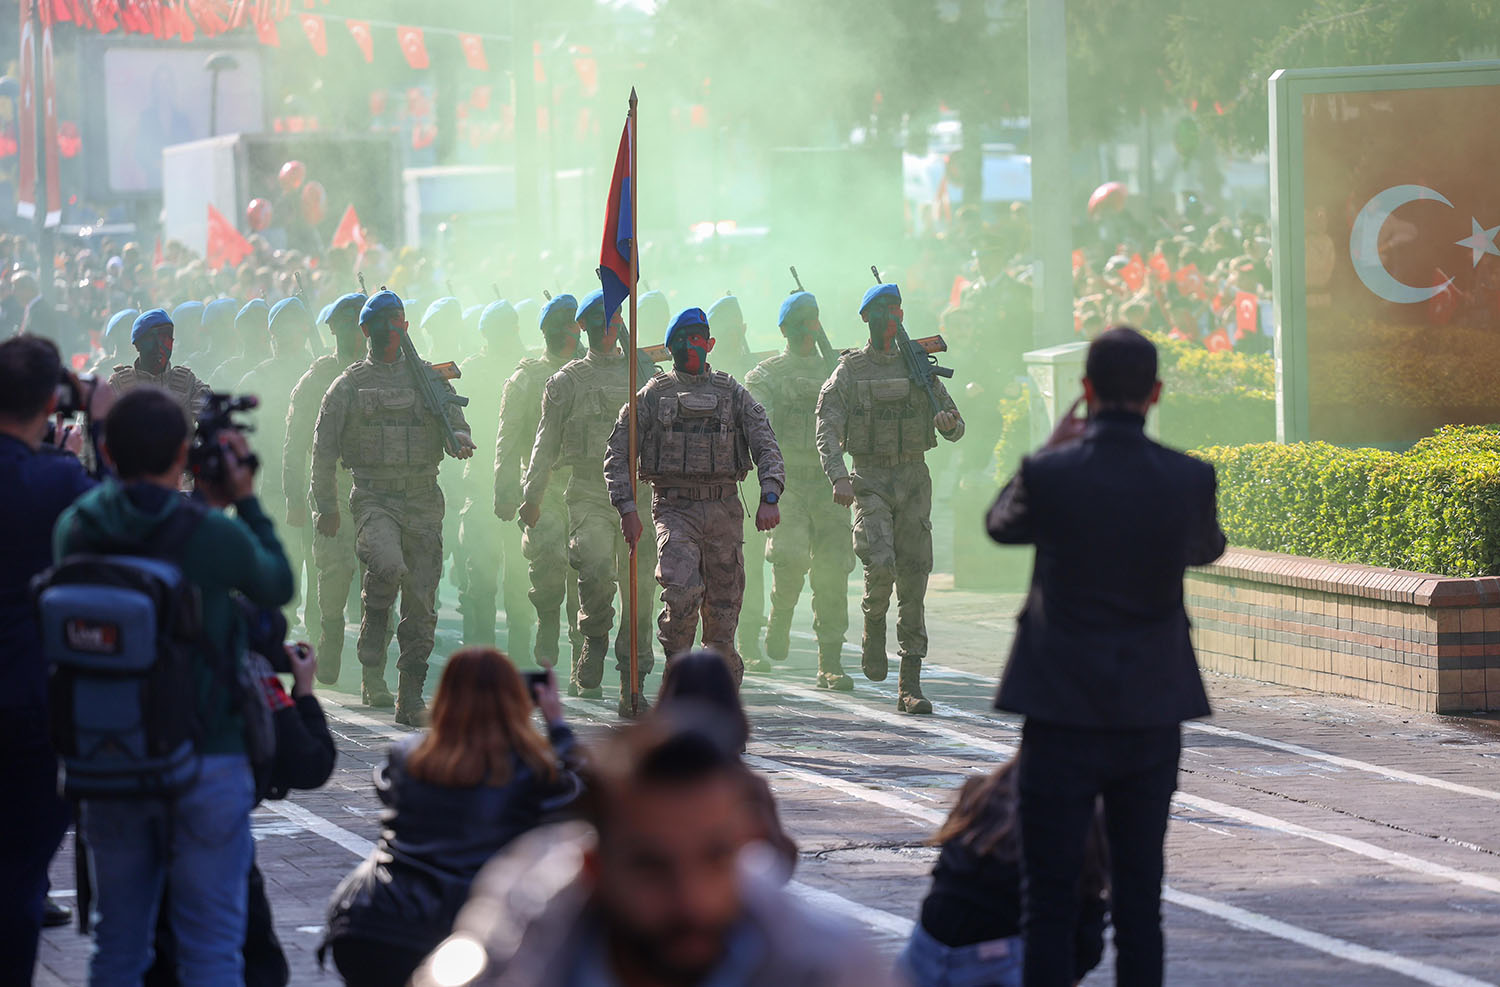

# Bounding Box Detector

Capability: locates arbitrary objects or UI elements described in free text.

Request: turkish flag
[1120,253,1147,293]
[301,14,326,55]
[331,204,366,252]
[398,26,428,69]
[1233,291,1259,340]
[51,0,70,21]
[93,0,119,32]
[17,0,36,222]
[1149,250,1172,284]
[153,235,163,268]
[459,33,487,71]
[255,13,279,46]
[1174,263,1205,300]
[1204,328,1233,353]
[206,203,252,270]
[41,11,59,227]
[347,19,373,63]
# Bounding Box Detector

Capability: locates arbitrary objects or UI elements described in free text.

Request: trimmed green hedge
[1197,426,1500,578]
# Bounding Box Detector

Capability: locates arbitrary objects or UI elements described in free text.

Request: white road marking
[785,881,914,939]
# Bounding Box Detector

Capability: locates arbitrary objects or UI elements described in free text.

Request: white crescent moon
[1349,184,1454,304]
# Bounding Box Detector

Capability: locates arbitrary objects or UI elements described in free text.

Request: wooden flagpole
[627,87,640,715]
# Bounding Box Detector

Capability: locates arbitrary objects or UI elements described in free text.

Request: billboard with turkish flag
[1271,62,1500,445]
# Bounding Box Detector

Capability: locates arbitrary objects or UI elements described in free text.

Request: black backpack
[36,505,208,799]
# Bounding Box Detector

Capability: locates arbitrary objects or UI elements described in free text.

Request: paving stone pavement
[38,571,1500,986]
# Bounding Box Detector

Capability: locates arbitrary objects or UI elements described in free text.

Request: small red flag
[51,0,71,22]
[1149,250,1172,284]
[397,25,428,69]
[346,18,372,62]
[458,33,487,71]
[1204,328,1233,353]
[1120,253,1146,294]
[254,14,278,46]
[1071,249,1084,274]
[949,274,971,308]
[94,1,119,32]
[1233,291,1259,340]
[330,204,366,252]
[300,13,326,55]
[205,203,252,271]
[1174,263,1205,300]
[153,234,163,268]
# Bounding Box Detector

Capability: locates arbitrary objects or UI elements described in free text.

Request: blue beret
[317,302,335,325]
[778,291,819,327]
[480,299,518,335]
[706,295,742,323]
[665,307,709,348]
[539,293,578,333]
[105,308,139,344]
[131,308,173,345]
[422,296,461,329]
[171,301,204,329]
[269,296,310,334]
[236,298,269,331]
[577,289,605,321]
[859,283,901,315]
[203,297,238,331]
[327,292,367,326]
[360,290,405,327]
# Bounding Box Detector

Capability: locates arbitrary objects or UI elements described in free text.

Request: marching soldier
[310,290,475,725]
[815,282,964,714]
[88,308,137,377]
[212,298,271,392]
[284,291,366,683]
[605,306,785,685]
[494,294,584,670]
[744,291,856,688]
[522,289,656,715]
[106,308,213,415]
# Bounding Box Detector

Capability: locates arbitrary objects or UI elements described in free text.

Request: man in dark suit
[987,327,1226,987]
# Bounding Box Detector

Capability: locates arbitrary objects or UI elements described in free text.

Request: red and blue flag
[598,119,634,324]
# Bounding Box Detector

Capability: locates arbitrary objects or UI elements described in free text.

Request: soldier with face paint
[495,294,585,671]
[106,308,213,415]
[522,289,657,716]
[816,283,964,714]
[745,291,856,689]
[604,307,785,684]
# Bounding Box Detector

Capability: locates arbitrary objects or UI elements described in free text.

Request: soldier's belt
[851,452,927,468]
[653,483,739,502]
[357,475,440,494]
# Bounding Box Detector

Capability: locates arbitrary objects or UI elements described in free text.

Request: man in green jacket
[53,385,293,986]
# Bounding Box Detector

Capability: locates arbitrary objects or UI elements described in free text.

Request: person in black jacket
[324,646,584,987]
[901,757,1108,987]
[987,327,1226,987]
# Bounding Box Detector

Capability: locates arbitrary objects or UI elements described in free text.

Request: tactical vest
[837,351,937,458]
[510,356,562,469]
[639,370,751,485]
[339,362,446,472]
[109,365,201,411]
[754,354,826,463]
[556,356,631,471]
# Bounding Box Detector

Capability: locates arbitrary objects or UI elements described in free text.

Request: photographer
[53,386,294,985]
[0,335,112,984]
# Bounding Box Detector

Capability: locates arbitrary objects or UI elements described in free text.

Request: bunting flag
[205,203,252,270]
[330,203,366,252]
[93,1,119,32]
[597,118,634,324]
[42,7,61,227]
[17,0,37,221]
[346,18,372,62]
[300,12,324,54]
[458,32,486,71]
[397,25,427,69]
[254,12,278,45]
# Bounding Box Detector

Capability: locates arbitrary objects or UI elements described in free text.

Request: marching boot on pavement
[818,639,854,691]
[395,666,429,727]
[311,290,475,713]
[604,306,786,689]
[575,636,608,699]
[816,282,964,714]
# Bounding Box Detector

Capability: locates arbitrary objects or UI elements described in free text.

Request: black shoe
[43,899,72,928]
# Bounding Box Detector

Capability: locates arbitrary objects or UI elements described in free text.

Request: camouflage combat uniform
[604,366,785,683]
[494,352,581,668]
[744,350,855,687]
[524,349,656,704]
[816,342,963,713]
[713,338,771,669]
[310,354,469,711]
[106,363,212,415]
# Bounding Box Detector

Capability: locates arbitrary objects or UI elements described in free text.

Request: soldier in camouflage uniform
[284,291,366,684]
[605,306,785,686]
[744,291,856,689]
[106,308,213,415]
[458,298,530,658]
[816,283,964,714]
[212,298,271,393]
[310,290,475,726]
[705,294,770,671]
[423,297,468,615]
[494,294,584,670]
[522,289,656,715]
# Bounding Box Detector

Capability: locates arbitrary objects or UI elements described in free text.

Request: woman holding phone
[322,648,583,987]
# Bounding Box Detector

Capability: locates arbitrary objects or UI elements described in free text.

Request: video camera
[190,392,261,489]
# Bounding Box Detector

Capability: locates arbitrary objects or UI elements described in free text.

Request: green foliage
[1198,426,1500,577]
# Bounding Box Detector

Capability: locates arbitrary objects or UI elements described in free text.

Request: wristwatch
[761,491,779,505]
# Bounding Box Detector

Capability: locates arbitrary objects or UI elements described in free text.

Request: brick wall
[1186,549,1500,714]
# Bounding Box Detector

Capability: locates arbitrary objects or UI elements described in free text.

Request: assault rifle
[870,265,955,416]
[788,266,840,373]
[359,277,470,456]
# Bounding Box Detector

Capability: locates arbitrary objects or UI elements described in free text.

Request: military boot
[861,619,889,682]
[394,668,430,727]
[314,634,341,685]
[815,640,854,691]
[896,656,933,715]
[617,667,651,720]
[764,609,792,663]
[570,636,607,698]
[535,610,561,669]
[361,664,394,708]
[741,629,771,673]
[359,608,394,707]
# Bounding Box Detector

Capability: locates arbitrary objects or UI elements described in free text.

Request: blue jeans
[82,753,255,987]
[898,922,1025,987]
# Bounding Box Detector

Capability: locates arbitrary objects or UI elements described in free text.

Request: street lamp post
[204,51,240,137]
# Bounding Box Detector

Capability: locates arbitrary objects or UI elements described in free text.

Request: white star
[1455,217,1500,267]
